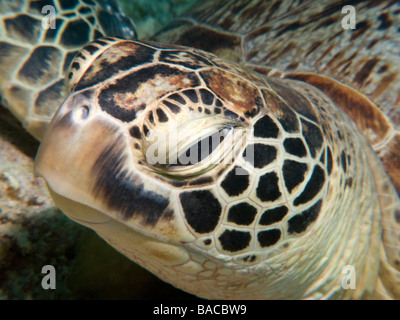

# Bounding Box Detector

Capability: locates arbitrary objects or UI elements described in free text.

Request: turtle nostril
[74,104,89,121]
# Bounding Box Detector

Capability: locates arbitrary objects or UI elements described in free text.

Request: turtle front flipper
[0,0,137,140]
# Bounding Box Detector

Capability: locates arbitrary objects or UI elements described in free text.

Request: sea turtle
[1,0,399,300]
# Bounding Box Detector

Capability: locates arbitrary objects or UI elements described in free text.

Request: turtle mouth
[46,186,112,226]
[45,185,192,269]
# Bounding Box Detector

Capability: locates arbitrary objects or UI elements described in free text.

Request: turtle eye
[171,128,231,168]
[143,119,246,179]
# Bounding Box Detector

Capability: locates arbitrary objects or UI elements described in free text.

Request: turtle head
[35,39,331,298]
[34,39,254,272]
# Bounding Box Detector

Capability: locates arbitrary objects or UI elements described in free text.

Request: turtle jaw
[44,188,193,270]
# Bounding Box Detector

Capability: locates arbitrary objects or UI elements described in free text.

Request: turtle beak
[34,91,194,244]
[34,91,121,223]
[34,91,195,268]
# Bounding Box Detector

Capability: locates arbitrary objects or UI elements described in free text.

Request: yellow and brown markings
[260,88,301,134]
[74,41,157,91]
[155,22,243,63]
[211,58,270,88]
[285,73,392,146]
[97,64,200,122]
[266,77,319,123]
[159,50,214,70]
[200,68,262,117]
[370,70,397,101]
[378,133,400,196]
[353,57,381,87]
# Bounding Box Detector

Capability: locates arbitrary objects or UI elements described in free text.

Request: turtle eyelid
[168,127,233,168]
